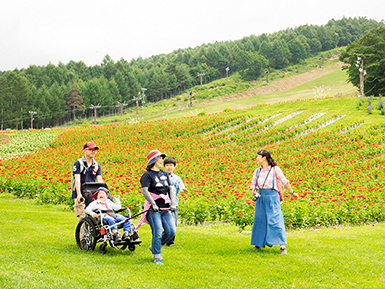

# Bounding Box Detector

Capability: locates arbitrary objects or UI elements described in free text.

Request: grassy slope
[60,57,355,126]
[0,196,384,289]
[130,60,356,121]
[194,68,356,115]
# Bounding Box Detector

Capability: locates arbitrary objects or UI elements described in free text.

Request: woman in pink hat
[140,150,176,265]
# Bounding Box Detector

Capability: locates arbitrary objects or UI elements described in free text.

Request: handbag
[273,167,283,201]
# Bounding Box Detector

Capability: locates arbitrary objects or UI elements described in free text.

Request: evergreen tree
[125,72,141,103]
[114,71,130,100]
[340,26,385,96]
[270,40,291,69]
[49,82,67,126]
[66,85,84,120]
[35,86,52,128]
[287,37,309,64]
[101,55,117,80]
[235,51,268,80]
[0,72,31,129]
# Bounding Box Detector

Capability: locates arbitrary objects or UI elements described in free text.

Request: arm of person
[85,201,98,218]
[179,179,188,193]
[275,166,299,199]
[109,196,121,210]
[141,187,159,212]
[169,186,176,211]
[74,174,83,203]
[250,168,259,195]
[283,182,299,199]
[96,175,103,183]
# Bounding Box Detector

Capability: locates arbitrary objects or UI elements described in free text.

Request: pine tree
[66,85,84,120]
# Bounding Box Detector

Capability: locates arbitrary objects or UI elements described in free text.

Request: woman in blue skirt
[250,149,298,254]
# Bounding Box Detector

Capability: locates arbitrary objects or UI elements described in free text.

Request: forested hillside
[0,17,382,129]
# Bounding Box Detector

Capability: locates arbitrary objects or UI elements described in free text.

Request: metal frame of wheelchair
[74,182,145,254]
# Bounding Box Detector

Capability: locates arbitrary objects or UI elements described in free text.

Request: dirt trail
[202,62,344,105]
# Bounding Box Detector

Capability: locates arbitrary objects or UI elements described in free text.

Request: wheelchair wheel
[99,242,107,254]
[128,244,136,252]
[75,217,97,251]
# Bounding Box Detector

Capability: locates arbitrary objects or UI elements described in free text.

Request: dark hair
[257,149,277,167]
[146,163,155,171]
[164,156,176,166]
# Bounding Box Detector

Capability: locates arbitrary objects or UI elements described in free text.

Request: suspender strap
[255,167,272,190]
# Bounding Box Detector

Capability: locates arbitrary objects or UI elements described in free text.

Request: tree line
[0,17,383,129]
[340,25,385,97]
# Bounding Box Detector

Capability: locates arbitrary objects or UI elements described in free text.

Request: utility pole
[141,88,147,107]
[133,95,142,115]
[28,111,37,129]
[318,57,323,68]
[197,72,205,87]
[89,104,101,125]
[356,57,366,97]
[189,92,193,107]
[116,101,128,117]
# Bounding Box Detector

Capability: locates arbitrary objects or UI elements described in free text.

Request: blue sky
[0,0,384,71]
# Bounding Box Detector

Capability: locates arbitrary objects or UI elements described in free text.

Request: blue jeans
[147,210,176,259]
[103,215,132,232]
[167,208,178,244]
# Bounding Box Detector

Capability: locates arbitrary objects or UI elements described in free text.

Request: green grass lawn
[1,195,384,289]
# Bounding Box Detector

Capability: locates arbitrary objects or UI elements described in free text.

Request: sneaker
[114,232,122,242]
[166,242,175,247]
[154,259,164,265]
[122,231,130,241]
[130,230,140,241]
[253,246,261,251]
[280,246,287,254]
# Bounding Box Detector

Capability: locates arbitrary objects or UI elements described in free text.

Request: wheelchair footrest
[128,240,142,245]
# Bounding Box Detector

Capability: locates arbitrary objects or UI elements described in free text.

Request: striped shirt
[250,166,289,191]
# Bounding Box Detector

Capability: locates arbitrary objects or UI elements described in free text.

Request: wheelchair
[75,182,146,254]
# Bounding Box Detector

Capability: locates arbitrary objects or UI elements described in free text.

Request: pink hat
[146,150,166,166]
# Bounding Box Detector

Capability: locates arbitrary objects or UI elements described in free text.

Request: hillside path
[202,62,344,105]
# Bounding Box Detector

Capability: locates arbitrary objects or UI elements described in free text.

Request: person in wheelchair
[85,187,132,242]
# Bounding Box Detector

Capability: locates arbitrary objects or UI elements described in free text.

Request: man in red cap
[72,142,103,220]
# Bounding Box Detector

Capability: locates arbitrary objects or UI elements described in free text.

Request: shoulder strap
[78,158,99,174]
[255,167,272,190]
[78,158,86,173]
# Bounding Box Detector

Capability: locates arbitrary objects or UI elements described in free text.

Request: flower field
[0,96,384,230]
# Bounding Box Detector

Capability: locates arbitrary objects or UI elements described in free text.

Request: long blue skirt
[251,189,287,247]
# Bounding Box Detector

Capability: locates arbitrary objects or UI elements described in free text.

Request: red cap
[84,142,99,150]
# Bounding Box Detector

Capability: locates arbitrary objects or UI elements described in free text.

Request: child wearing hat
[163,156,187,246]
[85,187,132,242]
